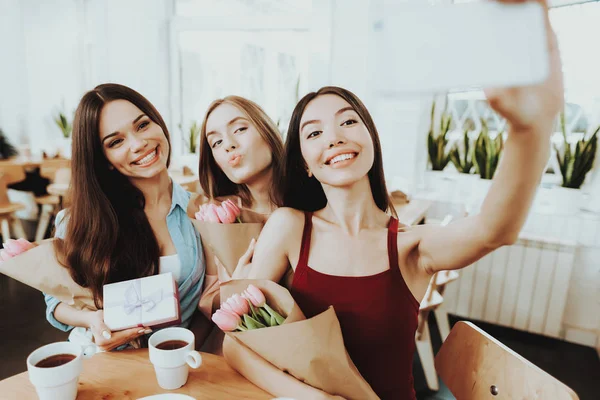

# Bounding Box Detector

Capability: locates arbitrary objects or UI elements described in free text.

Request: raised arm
[415,0,563,274]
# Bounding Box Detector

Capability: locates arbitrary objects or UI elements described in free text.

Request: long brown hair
[198,96,284,207]
[56,83,171,308]
[282,86,396,216]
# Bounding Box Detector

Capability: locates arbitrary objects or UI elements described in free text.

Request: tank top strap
[387,217,400,274]
[296,212,314,275]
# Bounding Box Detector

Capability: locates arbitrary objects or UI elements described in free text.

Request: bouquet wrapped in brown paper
[188,197,267,318]
[0,238,95,310]
[218,279,379,400]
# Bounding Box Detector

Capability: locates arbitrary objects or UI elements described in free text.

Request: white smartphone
[370,1,550,94]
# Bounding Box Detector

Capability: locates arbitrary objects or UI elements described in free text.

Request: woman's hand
[86,310,151,351]
[485,0,563,132]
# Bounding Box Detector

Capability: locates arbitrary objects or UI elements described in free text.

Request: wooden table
[395,199,433,226]
[0,349,271,399]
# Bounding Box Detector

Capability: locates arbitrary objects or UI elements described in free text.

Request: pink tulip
[194,206,206,221]
[221,301,237,314]
[212,309,245,332]
[2,239,34,257]
[215,205,236,224]
[222,200,241,218]
[204,204,221,223]
[0,249,10,261]
[242,284,266,307]
[226,294,250,316]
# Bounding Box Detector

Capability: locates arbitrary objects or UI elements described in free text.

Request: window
[446,1,600,151]
[170,0,312,155]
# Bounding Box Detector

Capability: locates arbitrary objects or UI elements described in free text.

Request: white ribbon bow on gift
[123,280,164,315]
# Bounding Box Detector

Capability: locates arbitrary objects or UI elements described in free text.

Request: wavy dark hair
[282,86,396,216]
[56,83,170,308]
[198,96,285,207]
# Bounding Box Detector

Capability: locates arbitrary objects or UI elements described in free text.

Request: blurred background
[0,0,599,399]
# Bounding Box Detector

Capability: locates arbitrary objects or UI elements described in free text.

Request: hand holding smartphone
[371,1,550,94]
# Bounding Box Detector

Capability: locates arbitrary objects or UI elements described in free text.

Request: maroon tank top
[291,212,419,400]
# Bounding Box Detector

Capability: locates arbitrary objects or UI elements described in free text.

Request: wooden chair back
[40,159,71,181]
[0,162,26,185]
[435,321,579,399]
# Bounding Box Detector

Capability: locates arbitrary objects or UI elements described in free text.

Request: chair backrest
[435,321,579,399]
[0,174,12,206]
[40,159,71,181]
[0,161,26,185]
[54,167,71,185]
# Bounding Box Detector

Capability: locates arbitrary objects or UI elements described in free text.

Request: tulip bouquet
[188,198,267,320]
[195,199,242,224]
[0,238,95,310]
[217,279,379,400]
[212,284,285,332]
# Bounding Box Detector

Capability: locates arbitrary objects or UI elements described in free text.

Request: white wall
[0,0,172,156]
[0,0,29,147]
[325,0,435,192]
[84,0,172,138]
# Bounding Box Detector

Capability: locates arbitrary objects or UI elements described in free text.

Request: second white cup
[148,327,202,390]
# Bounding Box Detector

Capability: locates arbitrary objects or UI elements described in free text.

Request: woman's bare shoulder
[267,207,305,228]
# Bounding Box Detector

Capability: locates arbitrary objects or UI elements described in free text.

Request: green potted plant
[184,121,201,154]
[53,111,72,139]
[178,121,202,172]
[554,112,599,189]
[53,108,73,158]
[427,99,452,171]
[474,119,504,180]
[449,128,474,174]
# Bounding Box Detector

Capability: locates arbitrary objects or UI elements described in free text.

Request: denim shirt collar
[169,179,190,215]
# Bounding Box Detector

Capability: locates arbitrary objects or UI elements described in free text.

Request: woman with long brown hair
[226,4,563,394]
[44,83,205,351]
[197,95,285,214]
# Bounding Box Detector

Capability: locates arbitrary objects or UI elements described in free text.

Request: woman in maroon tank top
[224,25,563,398]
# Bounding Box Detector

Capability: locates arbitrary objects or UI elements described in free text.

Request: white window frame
[167,11,312,157]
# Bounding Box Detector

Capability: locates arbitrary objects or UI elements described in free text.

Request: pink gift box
[103,273,180,331]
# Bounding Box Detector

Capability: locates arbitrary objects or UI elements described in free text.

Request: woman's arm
[223,336,342,400]
[247,207,303,281]
[414,0,563,274]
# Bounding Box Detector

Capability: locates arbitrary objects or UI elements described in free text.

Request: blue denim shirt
[44,181,205,332]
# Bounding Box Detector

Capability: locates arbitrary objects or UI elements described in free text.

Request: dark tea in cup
[156,340,188,350]
[35,353,76,368]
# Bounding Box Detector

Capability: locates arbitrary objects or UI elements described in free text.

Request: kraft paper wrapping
[0,238,95,311]
[188,196,267,319]
[220,279,379,400]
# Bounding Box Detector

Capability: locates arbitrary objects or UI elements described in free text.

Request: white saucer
[137,395,196,400]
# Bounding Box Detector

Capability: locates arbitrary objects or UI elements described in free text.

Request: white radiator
[443,234,577,338]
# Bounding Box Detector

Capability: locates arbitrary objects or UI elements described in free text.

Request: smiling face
[98,100,169,180]
[299,94,375,187]
[204,102,273,185]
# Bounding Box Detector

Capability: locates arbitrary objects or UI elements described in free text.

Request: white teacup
[148,327,202,390]
[26,342,86,400]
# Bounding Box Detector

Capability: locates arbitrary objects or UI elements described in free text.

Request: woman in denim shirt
[44,84,205,351]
